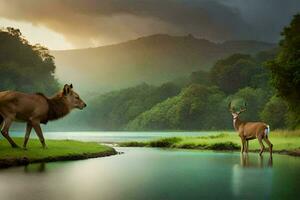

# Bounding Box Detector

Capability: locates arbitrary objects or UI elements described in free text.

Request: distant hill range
[52,34,275,95]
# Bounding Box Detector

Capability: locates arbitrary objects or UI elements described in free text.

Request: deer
[229,102,273,157]
[0,84,87,149]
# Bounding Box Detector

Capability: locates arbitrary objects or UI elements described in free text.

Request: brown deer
[0,84,86,149]
[229,102,273,157]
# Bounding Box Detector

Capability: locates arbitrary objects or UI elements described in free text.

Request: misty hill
[52,34,275,95]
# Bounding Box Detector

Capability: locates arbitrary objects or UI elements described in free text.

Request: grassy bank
[0,138,117,168]
[120,130,300,156]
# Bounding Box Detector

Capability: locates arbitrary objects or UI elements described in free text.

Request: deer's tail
[264,125,270,137]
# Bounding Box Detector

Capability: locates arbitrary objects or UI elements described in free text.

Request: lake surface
[1,132,300,200]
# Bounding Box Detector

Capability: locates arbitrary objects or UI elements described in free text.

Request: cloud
[0,0,299,48]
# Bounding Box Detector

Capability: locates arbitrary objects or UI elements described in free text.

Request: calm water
[1,132,300,200]
[0,148,300,200]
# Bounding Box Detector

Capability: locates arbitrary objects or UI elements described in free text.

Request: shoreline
[0,148,117,169]
[118,144,300,157]
[0,138,118,169]
[118,131,300,157]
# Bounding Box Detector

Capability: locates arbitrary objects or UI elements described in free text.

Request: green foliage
[126,84,230,130]
[285,111,300,130]
[188,70,211,85]
[265,14,300,128]
[85,83,180,130]
[119,141,147,147]
[148,137,182,147]
[0,27,59,95]
[63,47,285,131]
[211,54,253,93]
[208,142,239,150]
[230,87,270,121]
[260,96,288,129]
[210,53,271,94]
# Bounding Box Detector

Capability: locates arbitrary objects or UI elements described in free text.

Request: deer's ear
[63,84,70,95]
[70,84,73,89]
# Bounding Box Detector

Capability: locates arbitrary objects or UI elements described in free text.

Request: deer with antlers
[229,102,273,157]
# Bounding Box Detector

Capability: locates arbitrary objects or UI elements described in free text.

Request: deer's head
[228,101,247,119]
[63,84,87,110]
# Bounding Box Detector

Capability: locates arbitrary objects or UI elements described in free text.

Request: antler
[237,102,247,114]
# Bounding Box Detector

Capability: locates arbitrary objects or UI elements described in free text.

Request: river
[1,132,299,200]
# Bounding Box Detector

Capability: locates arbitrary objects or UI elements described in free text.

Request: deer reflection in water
[240,154,273,168]
[232,154,273,197]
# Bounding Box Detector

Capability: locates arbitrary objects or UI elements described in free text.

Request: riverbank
[0,138,117,168]
[120,130,300,156]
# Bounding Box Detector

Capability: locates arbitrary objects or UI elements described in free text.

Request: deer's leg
[23,122,32,149]
[32,121,47,148]
[258,136,265,156]
[240,137,246,153]
[1,118,19,148]
[240,153,249,167]
[263,137,273,157]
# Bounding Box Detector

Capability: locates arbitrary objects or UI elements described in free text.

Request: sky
[0,0,299,50]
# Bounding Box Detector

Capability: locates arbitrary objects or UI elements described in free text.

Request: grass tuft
[207,142,240,150]
[148,137,182,147]
[119,141,147,147]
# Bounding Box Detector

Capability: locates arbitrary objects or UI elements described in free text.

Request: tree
[0,27,59,95]
[126,84,228,131]
[189,70,211,86]
[85,83,180,130]
[265,14,300,128]
[210,54,259,94]
[230,87,269,122]
[260,96,288,129]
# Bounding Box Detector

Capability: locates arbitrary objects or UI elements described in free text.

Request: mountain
[51,34,275,95]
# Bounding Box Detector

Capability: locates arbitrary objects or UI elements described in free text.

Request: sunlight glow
[0,18,74,50]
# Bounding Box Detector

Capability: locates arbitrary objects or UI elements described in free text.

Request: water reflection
[240,154,273,168]
[24,162,46,173]
[232,154,273,198]
[0,149,299,200]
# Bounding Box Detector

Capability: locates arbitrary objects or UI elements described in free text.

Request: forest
[84,50,288,131]
[76,14,300,131]
[0,27,59,95]
[1,14,299,131]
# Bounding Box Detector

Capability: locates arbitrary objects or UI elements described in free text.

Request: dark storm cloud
[0,0,299,47]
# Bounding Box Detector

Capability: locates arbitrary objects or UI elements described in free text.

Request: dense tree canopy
[0,27,59,95]
[49,46,286,131]
[126,84,230,130]
[230,87,270,122]
[54,47,283,131]
[84,83,180,130]
[266,14,300,128]
[260,96,288,129]
[210,54,269,94]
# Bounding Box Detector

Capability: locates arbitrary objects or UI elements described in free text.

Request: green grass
[120,130,300,152]
[0,137,115,160]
